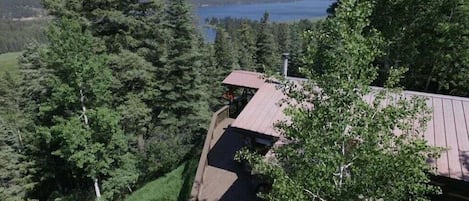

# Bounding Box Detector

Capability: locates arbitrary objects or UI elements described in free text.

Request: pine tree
[163,0,209,130]
[255,12,278,73]
[0,72,35,201]
[214,27,236,75]
[237,21,256,71]
[286,23,306,77]
[148,0,210,172]
[198,36,225,111]
[276,23,290,55]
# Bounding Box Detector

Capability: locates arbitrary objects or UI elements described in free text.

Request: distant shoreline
[194,0,300,8]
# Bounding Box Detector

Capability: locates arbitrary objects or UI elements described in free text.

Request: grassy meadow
[125,158,199,201]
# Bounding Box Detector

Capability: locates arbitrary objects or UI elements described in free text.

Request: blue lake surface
[196,0,331,22]
[195,0,332,41]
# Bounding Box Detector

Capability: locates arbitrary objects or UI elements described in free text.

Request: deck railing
[190,106,230,201]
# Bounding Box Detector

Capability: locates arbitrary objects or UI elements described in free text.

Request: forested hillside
[0,0,48,53]
[208,16,318,76]
[0,0,44,19]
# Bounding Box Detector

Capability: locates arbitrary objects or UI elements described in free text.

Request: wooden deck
[198,118,259,201]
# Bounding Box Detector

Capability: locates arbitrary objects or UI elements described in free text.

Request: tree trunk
[16,129,23,150]
[424,65,436,91]
[94,178,101,199]
[81,87,100,199]
[80,89,89,128]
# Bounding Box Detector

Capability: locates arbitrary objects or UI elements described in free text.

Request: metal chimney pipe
[281,53,290,78]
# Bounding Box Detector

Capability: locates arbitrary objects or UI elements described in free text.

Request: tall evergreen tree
[214,27,236,74]
[148,0,209,172]
[255,12,278,73]
[0,72,35,201]
[237,21,256,71]
[276,23,290,54]
[287,23,306,77]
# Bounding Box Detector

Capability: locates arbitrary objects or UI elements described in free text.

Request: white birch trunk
[80,89,89,128]
[94,178,101,199]
[80,87,100,199]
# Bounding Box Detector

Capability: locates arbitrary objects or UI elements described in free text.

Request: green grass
[125,158,199,201]
[0,51,22,75]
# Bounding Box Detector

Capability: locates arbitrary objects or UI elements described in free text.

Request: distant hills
[0,0,44,19]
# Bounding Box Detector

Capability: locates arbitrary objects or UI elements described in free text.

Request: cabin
[190,70,469,201]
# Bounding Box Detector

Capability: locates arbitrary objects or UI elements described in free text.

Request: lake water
[196,0,332,41]
[196,0,331,22]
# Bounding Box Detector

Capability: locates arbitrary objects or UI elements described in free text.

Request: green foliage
[373,0,469,96]
[330,0,469,96]
[3,0,213,200]
[208,17,317,76]
[160,0,210,137]
[20,18,138,200]
[40,0,210,185]
[237,0,440,200]
[255,12,278,73]
[0,72,36,201]
[214,28,236,73]
[237,22,256,71]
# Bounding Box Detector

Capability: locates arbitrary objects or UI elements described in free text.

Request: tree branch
[304,189,326,201]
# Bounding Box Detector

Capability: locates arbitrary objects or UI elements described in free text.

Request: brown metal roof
[424,95,469,181]
[227,71,469,182]
[222,70,265,89]
[231,82,287,138]
[364,90,469,181]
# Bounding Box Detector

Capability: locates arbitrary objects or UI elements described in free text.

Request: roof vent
[281,53,290,78]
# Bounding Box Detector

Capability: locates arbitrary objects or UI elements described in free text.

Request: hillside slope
[0,0,44,19]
